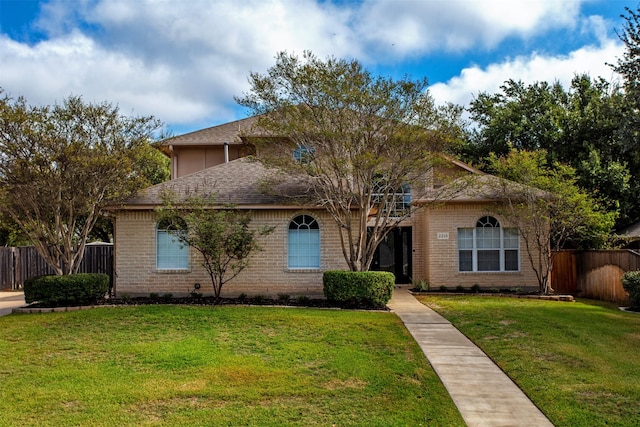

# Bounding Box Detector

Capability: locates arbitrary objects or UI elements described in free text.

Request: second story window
[372,179,411,217]
[293,145,315,163]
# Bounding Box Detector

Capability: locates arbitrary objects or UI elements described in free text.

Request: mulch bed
[19,295,389,312]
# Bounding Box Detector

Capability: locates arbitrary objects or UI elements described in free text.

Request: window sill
[457,271,521,275]
[155,268,191,274]
[286,268,321,273]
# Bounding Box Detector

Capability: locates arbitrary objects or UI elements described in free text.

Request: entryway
[371,227,412,284]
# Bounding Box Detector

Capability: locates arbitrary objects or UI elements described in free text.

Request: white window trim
[287,214,321,271]
[458,225,520,273]
[155,225,190,271]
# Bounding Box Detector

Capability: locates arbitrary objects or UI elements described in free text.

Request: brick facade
[115,201,542,298]
[413,203,541,291]
[114,209,349,298]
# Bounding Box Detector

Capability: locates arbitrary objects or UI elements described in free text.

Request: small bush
[277,293,290,302]
[439,285,448,292]
[622,271,640,311]
[323,270,394,307]
[470,284,481,293]
[456,285,466,292]
[296,295,310,305]
[189,291,202,299]
[24,273,109,306]
[412,279,430,292]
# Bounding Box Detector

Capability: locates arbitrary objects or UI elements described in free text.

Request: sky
[0,0,634,136]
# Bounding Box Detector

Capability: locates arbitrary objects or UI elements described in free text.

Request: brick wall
[421,203,541,291]
[114,202,543,297]
[114,209,349,297]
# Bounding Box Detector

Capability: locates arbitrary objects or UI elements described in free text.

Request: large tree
[487,150,616,294]
[236,51,467,272]
[464,75,635,229]
[0,90,162,274]
[612,6,640,109]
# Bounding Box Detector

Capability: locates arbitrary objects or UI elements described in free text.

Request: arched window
[458,216,519,272]
[156,217,189,270]
[288,214,320,269]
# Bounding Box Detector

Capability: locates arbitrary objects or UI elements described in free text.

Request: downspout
[169,144,177,179]
[224,142,229,163]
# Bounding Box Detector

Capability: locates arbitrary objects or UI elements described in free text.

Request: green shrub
[24,273,109,306]
[296,295,310,305]
[323,270,394,307]
[456,285,466,292]
[622,271,640,311]
[412,279,430,292]
[470,284,481,293]
[439,285,448,292]
[277,293,291,302]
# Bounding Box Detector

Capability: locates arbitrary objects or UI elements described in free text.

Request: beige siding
[173,146,243,178]
[114,209,349,297]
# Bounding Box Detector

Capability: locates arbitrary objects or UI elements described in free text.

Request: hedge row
[24,273,110,306]
[323,270,394,307]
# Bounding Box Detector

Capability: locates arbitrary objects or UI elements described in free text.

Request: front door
[371,227,412,284]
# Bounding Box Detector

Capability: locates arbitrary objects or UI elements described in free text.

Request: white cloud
[0,0,622,133]
[430,38,625,109]
[356,0,583,56]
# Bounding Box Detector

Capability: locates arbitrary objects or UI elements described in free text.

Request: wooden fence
[552,250,640,304]
[0,244,113,291]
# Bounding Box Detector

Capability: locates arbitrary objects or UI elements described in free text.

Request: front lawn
[0,305,464,426]
[416,295,640,427]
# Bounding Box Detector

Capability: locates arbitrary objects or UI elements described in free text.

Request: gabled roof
[417,173,548,204]
[161,116,260,148]
[120,157,312,209]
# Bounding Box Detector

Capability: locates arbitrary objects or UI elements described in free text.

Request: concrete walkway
[388,288,554,427]
[0,291,25,317]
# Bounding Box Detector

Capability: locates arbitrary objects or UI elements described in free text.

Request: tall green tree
[464,75,634,228]
[87,141,170,243]
[0,90,162,274]
[612,6,640,109]
[236,51,467,272]
[609,6,640,227]
[487,150,616,293]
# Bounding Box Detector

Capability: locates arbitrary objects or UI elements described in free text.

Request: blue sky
[0,0,633,135]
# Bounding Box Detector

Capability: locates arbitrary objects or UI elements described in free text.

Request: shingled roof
[161,116,260,148]
[120,157,312,209]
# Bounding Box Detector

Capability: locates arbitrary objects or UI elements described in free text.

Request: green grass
[0,305,464,426]
[416,295,640,427]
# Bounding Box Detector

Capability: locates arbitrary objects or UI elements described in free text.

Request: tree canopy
[0,90,163,274]
[487,150,616,293]
[463,75,635,231]
[236,51,467,271]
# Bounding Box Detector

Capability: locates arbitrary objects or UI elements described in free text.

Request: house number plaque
[437,232,449,240]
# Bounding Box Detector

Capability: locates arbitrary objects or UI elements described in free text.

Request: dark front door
[371,227,412,284]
